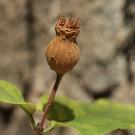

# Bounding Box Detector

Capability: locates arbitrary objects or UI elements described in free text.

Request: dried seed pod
[45,15,80,75]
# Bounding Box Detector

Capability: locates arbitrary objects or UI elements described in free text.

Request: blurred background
[0,0,135,135]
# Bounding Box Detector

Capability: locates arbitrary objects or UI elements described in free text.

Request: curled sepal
[55,15,80,42]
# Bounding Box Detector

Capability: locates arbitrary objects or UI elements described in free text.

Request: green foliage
[1,80,135,135]
[38,95,135,135]
[0,80,36,126]
[0,80,36,114]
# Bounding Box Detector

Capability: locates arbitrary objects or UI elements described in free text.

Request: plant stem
[36,73,63,135]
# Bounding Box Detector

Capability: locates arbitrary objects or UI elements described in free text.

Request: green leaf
[37,95,135,135]
[0,80,36,115]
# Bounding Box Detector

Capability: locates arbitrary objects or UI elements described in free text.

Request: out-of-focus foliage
[38,95,135,135]
[1,80,135,135]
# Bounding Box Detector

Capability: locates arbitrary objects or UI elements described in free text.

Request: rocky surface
[0,0,135,135]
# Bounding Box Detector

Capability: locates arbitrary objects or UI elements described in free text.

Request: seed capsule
[45,15,80,75]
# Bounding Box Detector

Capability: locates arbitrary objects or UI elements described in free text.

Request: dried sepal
[55,15,80,42]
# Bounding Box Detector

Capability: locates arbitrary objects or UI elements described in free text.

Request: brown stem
[36,73,63,135]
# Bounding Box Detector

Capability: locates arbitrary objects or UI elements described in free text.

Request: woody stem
[37,73,63,135]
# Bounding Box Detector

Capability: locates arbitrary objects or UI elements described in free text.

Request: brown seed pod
[45,15,80,75]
